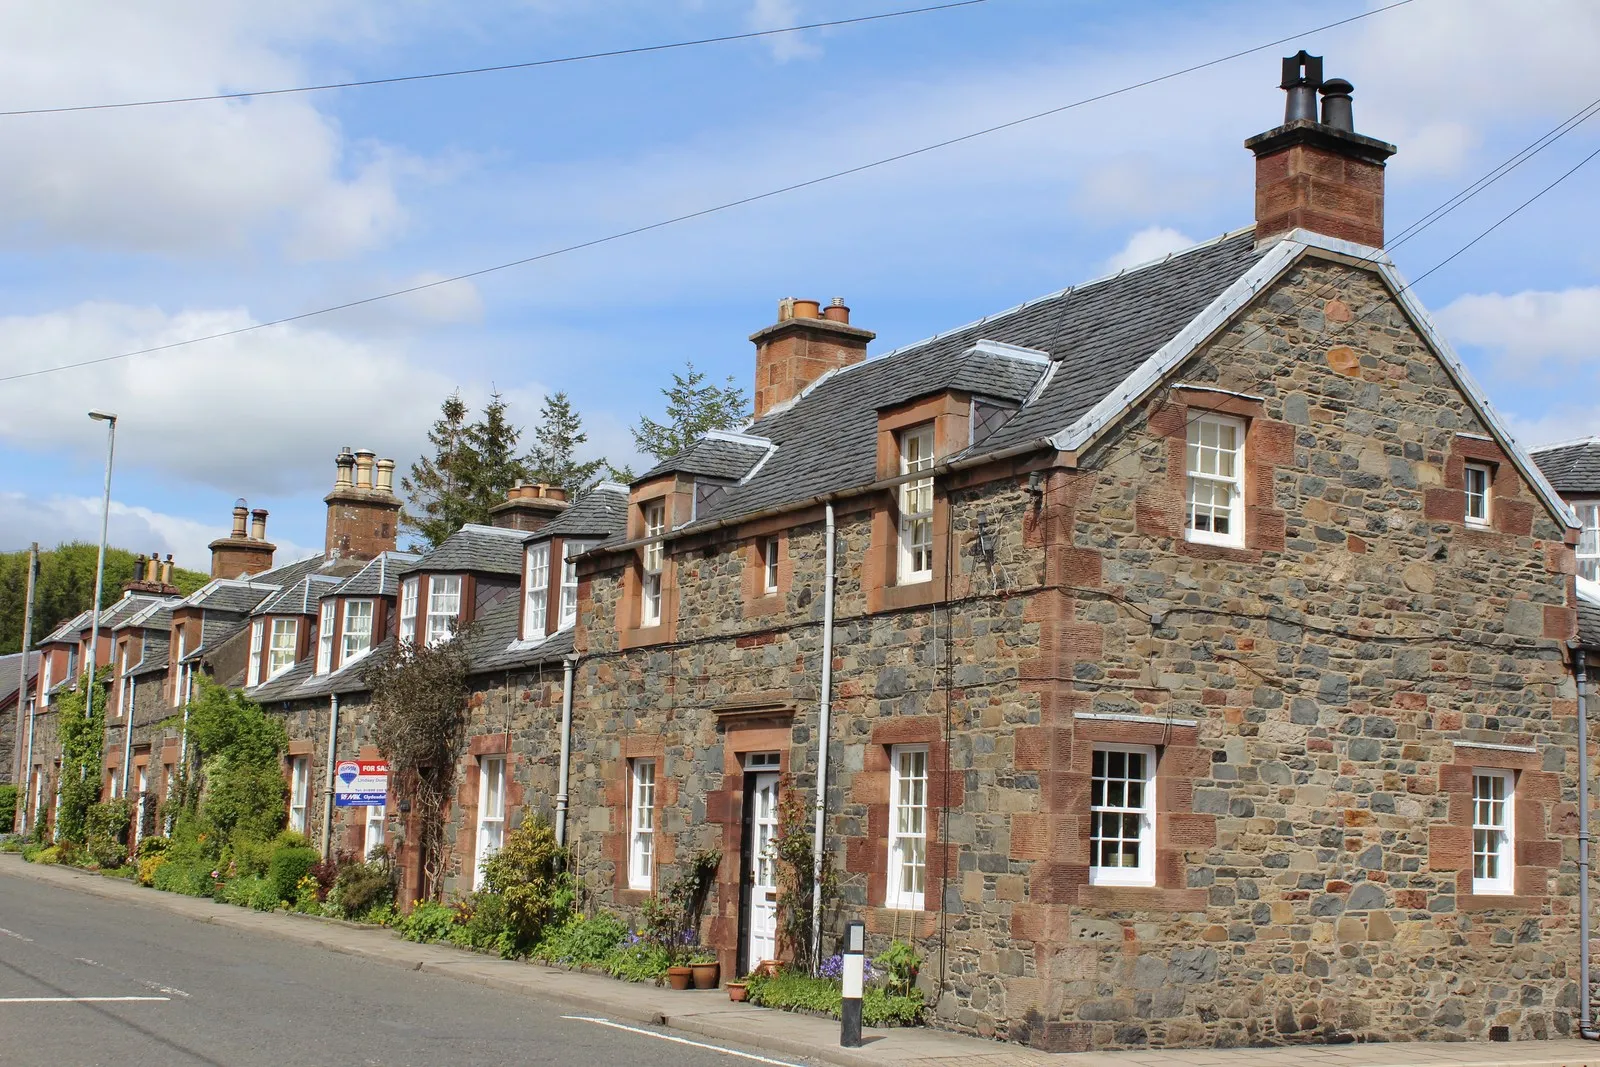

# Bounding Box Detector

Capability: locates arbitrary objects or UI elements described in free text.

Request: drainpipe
[20,696,36,836]
[810,503,837,973]
[119,675,136,799]
[556,654,577,848]
[1577,648,1598,1039]
[320,693,340,856]
[13,542,36,830]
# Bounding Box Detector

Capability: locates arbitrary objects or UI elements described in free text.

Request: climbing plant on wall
[367,634,472,902]
[53,669,109,845]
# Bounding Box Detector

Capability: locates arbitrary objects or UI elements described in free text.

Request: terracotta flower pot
[727,982,749,1003]
[666,966,693,991]
[755,959,780,978]
[691,962,720,990]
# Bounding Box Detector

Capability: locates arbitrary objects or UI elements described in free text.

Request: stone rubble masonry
[112,254,1587,1054]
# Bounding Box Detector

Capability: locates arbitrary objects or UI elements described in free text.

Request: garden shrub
[151,859,212,896]
[30,845,62,865]
[137,835,169,858]
[447,893,515,957]
[534,912,628,967]
[267,845,319,904]
[0,832,23,853]
[84,799,133,869]
[745,968,924,1027]
[477,816,569,955]
[395,900,457,943]
[137,854,168,887]
[332,851,394,919]
[604,937,671,983]
[0,784,17,827]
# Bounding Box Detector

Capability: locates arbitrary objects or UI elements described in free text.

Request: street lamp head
[88,410,117,423]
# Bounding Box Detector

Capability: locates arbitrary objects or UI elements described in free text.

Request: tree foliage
[53,669,109,845]
[632,361,749,462]
[182,677,289,848]
[0,543,207,655]
[525,392,607,496]
[367,635,472,902]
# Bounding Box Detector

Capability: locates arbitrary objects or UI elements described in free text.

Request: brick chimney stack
[490,480,570,532]
[749,297,874,419]
[324,447,402,562]
[125,550,184,596]
[208,498,276,578]
[1245,51,1397,248]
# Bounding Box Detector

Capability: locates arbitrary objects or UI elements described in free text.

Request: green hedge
[267,845,319,904]
[745,972,924,1027]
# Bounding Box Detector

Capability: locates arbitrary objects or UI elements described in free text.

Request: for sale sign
[334,759,389,807]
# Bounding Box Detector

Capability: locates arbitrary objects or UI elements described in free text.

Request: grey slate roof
[535,485,630,542]
[671,230,1261,527]
[0,651,39,707]
[114,598,176,634]
[254,574,343,617]
[642,434,772,482]
[1581,602,1600,650]
[400,524,526,577]
[128,640,170,678]
[325,551,421,600]
[182,578,281,616]
[1531,438,1600,496]
[41,608,96,645]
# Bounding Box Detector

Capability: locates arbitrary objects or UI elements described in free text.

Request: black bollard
[840,921,865,1048]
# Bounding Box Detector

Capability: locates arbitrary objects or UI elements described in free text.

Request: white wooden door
[746,771,780,967]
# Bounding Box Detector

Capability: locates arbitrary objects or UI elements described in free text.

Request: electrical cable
[0,0,1420,385]
[0,1,992,118]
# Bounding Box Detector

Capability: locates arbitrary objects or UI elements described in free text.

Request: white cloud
[0,301,462,495]
[1102,226,1197,273]
[0,491,313,573]
[748,0,820,63]
[0,1,409,258]
[394,273,486,325]
[1501,409,1600,454]
[1436,287,1600,368]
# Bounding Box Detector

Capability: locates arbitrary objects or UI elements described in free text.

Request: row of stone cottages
[14,57,1600,1053]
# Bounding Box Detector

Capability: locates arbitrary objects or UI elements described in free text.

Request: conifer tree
[401,393,480,550]
[463,390,529,518]
[525,392,606,497]
[631,361,750,462]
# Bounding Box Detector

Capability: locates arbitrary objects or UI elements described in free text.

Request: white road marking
[561,1016,806,1066]
[0,928,34,942]
[0,996,170,1004]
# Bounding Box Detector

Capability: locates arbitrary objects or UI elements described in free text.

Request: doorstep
[1,856,1594,1067]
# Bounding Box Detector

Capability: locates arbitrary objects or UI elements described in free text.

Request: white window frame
[559,540,595,629]
[641,503,666,627]
[40,655,51,707]
[245,620,263,688]
[1577,502,1600,582]
[474,756,506,891]
[897,424,935,584]
[1089,743,1157,887]
[116,643,130,718]
[1464,463,1492,527]
[341,600,374,666]
[398,578,419,645]
[364,803,386,858]
[1185,414,1246,548]
[316,600,336,675]
[267,618,298,679]
[763,537,780,595]
[523,542,551,639]
[426,575,461,647]
[886,744,928,910]
[288,756,310,834]
[1472,769,1515,895]
[628,758,656,891]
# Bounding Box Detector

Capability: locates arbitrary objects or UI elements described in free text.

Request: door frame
[735,752,781,977]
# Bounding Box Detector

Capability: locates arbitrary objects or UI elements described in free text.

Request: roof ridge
[1530,436,1600,453]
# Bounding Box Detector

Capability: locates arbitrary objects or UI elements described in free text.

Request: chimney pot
[1319,77,1355,133]
[147,554,160,582]
[1280,49,1323,123]
[823,297,850,324]
[354,448,376,490]
[374,458,396,494]
[250,508,268,542]
[161,556,173,587]
[231,500,249,539]
[335,448,356,490]
[792,299,821,320]
[777,297,795,322]
[546,486,567,502]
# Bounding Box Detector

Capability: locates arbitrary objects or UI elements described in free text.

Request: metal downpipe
[1577,648,1598,1039]
[320,693,340,856]
[810,503,837,972]
[556,654,576,848]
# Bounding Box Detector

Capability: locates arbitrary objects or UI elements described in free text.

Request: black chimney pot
[1280,50,1324,123]
[1319,78,1355,132]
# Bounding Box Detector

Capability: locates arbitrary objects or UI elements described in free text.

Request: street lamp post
[83,413,116,742]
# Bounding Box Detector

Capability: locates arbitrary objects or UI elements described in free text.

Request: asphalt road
[0,867,811,1067]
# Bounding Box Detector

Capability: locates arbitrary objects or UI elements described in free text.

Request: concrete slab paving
[3,855,1595,1067]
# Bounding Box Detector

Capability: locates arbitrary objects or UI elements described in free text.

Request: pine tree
[463,390,529,518]
[525,392,606,497]
[401,393,479,550]
[631,361,750,462]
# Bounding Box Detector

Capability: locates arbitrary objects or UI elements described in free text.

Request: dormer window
[246,620,263,687]
[560,541,595,629]
[898,423,935,584]
[317,601,336,674]
[642,502,666,626]
[267,618,298,678]
[426,575,461,646]
[524,543,550,640]
[398,578,419,645]
[341,600,374,664]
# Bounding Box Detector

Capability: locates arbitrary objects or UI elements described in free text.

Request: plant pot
[755,959,780,978]
[666,966,693,991]
[727,982,748,1003]
[691,962,720,990]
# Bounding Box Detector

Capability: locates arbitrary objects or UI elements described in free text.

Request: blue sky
[1,0,1597,569]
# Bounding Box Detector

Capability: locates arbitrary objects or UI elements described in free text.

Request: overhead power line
[0,0,1419,384]
[0,1,991,118]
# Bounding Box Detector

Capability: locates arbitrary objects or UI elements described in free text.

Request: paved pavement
[2,854,1597,1067]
